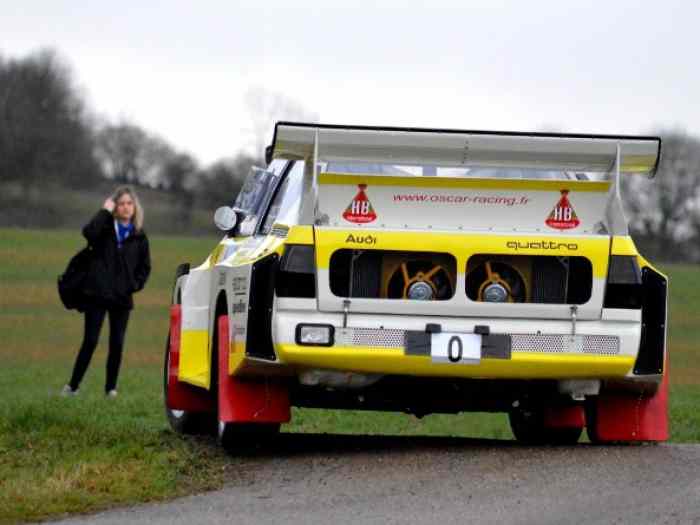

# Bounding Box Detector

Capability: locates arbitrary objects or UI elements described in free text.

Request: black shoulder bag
[57,246,93,311]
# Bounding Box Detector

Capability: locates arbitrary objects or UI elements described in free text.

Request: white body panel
[271,308,642,359]
[181,268,212,332]
[318,176,610,234]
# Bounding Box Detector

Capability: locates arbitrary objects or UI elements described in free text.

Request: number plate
[431,333,482,365]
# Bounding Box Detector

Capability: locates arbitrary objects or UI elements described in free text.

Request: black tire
[163,333,213,435]
[509,407,583,446]
[584,398,607,444]
[211,314,281,453]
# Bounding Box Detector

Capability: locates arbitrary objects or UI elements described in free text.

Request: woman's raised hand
[103,197,115,212]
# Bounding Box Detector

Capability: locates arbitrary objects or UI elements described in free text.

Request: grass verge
[0,227,698,522]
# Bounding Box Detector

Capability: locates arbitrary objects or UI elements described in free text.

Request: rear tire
[163,333,214,435]
[509,407,583,445]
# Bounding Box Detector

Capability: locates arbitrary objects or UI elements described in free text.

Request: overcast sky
[2,0,699,164]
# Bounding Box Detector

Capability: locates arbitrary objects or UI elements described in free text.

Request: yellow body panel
[178,329,210,388]
[319,173,611,193]
[228,341,246,376]
[276,344,635,379]
[315,230,611,278]
[611,236,638,256]
[286,225,315,245]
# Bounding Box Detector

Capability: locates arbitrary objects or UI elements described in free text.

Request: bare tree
[0,48,99,197]
[197,153,257,209]
[245,87,318,160]
[161,152,198,228]
[95,122,175,186]
[622,131,700,261]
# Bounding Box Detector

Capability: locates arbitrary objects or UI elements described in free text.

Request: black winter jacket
[82,209,151,310]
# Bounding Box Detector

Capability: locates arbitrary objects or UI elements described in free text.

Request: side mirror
[213,206,238,231]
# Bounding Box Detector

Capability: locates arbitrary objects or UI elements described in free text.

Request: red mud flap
[217,315,291,424]
[166,305,213,412]
[587,369,669,442]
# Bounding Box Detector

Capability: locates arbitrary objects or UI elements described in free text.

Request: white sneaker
[106,389,118,398]
[61,385,79,397]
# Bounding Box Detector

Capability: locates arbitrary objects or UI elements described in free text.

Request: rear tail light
[603,256,642,309]
[276,245,316,298]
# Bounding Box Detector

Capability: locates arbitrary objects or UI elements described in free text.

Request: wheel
[212,314,281,452]
[509,407,583,445]
[163,333,214,434]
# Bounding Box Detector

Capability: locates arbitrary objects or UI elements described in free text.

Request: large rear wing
[268,122,661,176]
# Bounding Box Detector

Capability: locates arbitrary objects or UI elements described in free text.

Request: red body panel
[166,305,213,412]
[217,315,291,424]
[590,367,669,442]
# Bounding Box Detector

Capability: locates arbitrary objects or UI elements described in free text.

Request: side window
[260,161,305,235]
[267,159,288,176]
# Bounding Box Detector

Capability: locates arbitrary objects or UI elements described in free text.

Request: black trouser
[69,304,131,392]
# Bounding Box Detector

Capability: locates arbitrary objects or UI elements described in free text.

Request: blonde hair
[111,186,144,231]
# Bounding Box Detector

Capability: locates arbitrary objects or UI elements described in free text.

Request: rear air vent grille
[510,334,619,355]
[332,328,620,355]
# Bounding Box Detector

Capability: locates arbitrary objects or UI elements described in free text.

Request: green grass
[0,227,698,522]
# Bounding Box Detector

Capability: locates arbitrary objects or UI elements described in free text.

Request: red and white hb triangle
[545,189,580,230]
[343,184,377,224]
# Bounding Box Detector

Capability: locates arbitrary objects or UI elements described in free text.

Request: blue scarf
[116,221,134,248]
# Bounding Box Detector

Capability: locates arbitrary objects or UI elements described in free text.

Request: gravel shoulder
[55,434,700,525]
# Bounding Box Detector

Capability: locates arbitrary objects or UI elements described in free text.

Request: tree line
[0,49,258,233]
[1,48,699,261]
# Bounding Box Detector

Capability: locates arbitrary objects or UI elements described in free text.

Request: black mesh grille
[532,257,566,303]
[329,250,382,298]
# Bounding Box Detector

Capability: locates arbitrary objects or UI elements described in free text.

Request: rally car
[164,122,668,449]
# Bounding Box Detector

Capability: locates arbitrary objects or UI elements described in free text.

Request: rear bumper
[272,307,648,381]
[277,344,635,380]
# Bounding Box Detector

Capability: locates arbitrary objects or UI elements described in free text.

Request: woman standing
[63,186,151,397]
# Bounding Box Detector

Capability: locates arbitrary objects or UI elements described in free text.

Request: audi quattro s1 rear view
[164,122,667,450]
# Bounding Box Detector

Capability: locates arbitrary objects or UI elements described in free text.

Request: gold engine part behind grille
[467,255,531,302]
[380,252,456,299]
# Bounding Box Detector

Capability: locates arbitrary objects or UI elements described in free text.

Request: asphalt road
[56,434,700,525]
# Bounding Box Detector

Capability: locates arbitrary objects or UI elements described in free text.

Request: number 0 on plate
[431,333,482,365]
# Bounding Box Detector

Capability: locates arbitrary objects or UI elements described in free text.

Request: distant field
[0,227,698,522]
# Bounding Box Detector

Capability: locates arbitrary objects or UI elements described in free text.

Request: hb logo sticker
[343,184,377,224]
[545,189,580,230]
